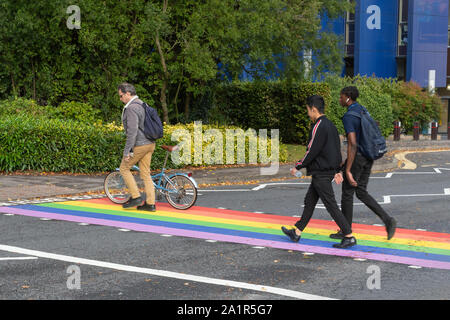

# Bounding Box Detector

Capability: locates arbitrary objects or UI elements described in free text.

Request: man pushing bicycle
[118,82,157,211]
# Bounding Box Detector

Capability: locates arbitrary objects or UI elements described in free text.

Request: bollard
[393,121,400,141]
[431,122,438,140]
[448,122,450,140]
[413,122,420,141]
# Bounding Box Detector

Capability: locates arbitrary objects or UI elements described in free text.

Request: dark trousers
[295,174,352,235]
[341,153,391,226]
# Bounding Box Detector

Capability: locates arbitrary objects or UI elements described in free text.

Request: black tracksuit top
[295,115,342,176]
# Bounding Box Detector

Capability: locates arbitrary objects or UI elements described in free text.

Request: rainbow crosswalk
[1,198,450,270]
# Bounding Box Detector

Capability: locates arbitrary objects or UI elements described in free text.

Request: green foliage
[0,114,125,173]
[390,82,443,133]
[0,116,287,173]
[324,75,394,138]
[213,81,331,145]
[47,101,101,123]
[324,75,444,136]
[0,97,51,117]
[0,0,350,123]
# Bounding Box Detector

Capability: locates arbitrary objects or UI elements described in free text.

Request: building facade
[335,0,449,133]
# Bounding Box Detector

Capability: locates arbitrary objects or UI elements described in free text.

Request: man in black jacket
[281,95,357,249]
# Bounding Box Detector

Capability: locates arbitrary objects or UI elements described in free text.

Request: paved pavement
[1,139,449,201]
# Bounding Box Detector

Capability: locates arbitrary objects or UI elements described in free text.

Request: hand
[346,171,358,187]
[290,167,298,176]
[333,172,343,185]
[124,155,131,162]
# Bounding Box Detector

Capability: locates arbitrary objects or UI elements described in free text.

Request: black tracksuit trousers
[295,174,352,235]
[341,153,392,225]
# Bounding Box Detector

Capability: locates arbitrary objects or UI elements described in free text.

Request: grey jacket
[121,97,154,157]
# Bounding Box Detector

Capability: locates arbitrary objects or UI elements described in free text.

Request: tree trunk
[32,60,36,101]
[155,32,170,124]
[154,0,170,124]
[10,73,17,97]
[172,81,182,122]
[184,90,191,122]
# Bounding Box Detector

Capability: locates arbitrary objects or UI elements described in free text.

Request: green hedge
[0,114,124,172]
[213,81,331,145]
[324,75,394,138]
[0,98,102,123]
[0,115,287,173]
[390,81,443,133]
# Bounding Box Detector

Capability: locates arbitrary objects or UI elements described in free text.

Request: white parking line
[0,244,335,300]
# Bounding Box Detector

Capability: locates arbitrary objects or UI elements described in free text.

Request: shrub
[0,97,51,118]
[324,75,394,138]
[390,81,443,133]
[0,116,287,173]
[0,98,101,124]
[213,81,331,145]
[47,101,101,123]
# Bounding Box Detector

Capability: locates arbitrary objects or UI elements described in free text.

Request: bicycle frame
[114,151,198,194]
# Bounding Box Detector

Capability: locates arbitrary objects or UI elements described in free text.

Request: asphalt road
[0,151,449,301]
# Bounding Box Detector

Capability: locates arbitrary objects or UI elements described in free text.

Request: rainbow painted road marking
[1,198,449,270]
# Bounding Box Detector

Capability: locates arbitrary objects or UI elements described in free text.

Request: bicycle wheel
[104,171,130,204]
[164,175,197,210]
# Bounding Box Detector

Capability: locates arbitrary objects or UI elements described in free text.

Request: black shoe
[332,236,357,249]
[281,226,300,243]
[385,218,397,240]
[122,196,143,209]
[329,230,344,239]
[137,203,156,212]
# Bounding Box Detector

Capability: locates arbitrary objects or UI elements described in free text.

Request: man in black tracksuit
[281,95,357,249]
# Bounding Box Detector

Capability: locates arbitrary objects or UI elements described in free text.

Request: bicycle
[104,145,198,210]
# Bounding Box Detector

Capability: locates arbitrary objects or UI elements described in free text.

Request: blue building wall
[354,0,399,78]
[406,0,448,88]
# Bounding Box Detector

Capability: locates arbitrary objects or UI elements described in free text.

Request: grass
[284,144,306,163]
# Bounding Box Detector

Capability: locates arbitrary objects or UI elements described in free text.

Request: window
[397,0,408,56]
[345,2,355,57]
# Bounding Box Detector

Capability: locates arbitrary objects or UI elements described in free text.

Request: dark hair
[306,95,325,114]
[340,86,359,101]
[118,82,136,96]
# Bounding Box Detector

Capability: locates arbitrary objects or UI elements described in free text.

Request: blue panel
[407,0,449,88]
[354,0,398,78]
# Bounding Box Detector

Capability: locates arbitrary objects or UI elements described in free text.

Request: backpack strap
[346,111,362,118]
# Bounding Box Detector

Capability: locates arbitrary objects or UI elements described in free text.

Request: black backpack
[346,106,387,160]
[141,102,164,141]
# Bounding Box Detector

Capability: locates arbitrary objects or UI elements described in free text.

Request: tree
[0,0,352,124]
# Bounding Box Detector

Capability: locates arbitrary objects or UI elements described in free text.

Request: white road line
[0,244,335,300]
[198,189,251,192]
[252,182,311,191]
[311,188,450,209]
[0,256,38,261]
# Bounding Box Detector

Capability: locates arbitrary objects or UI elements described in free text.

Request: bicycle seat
[161,145,179,152]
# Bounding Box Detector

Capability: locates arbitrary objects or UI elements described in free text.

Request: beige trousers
[119,143,156,204]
